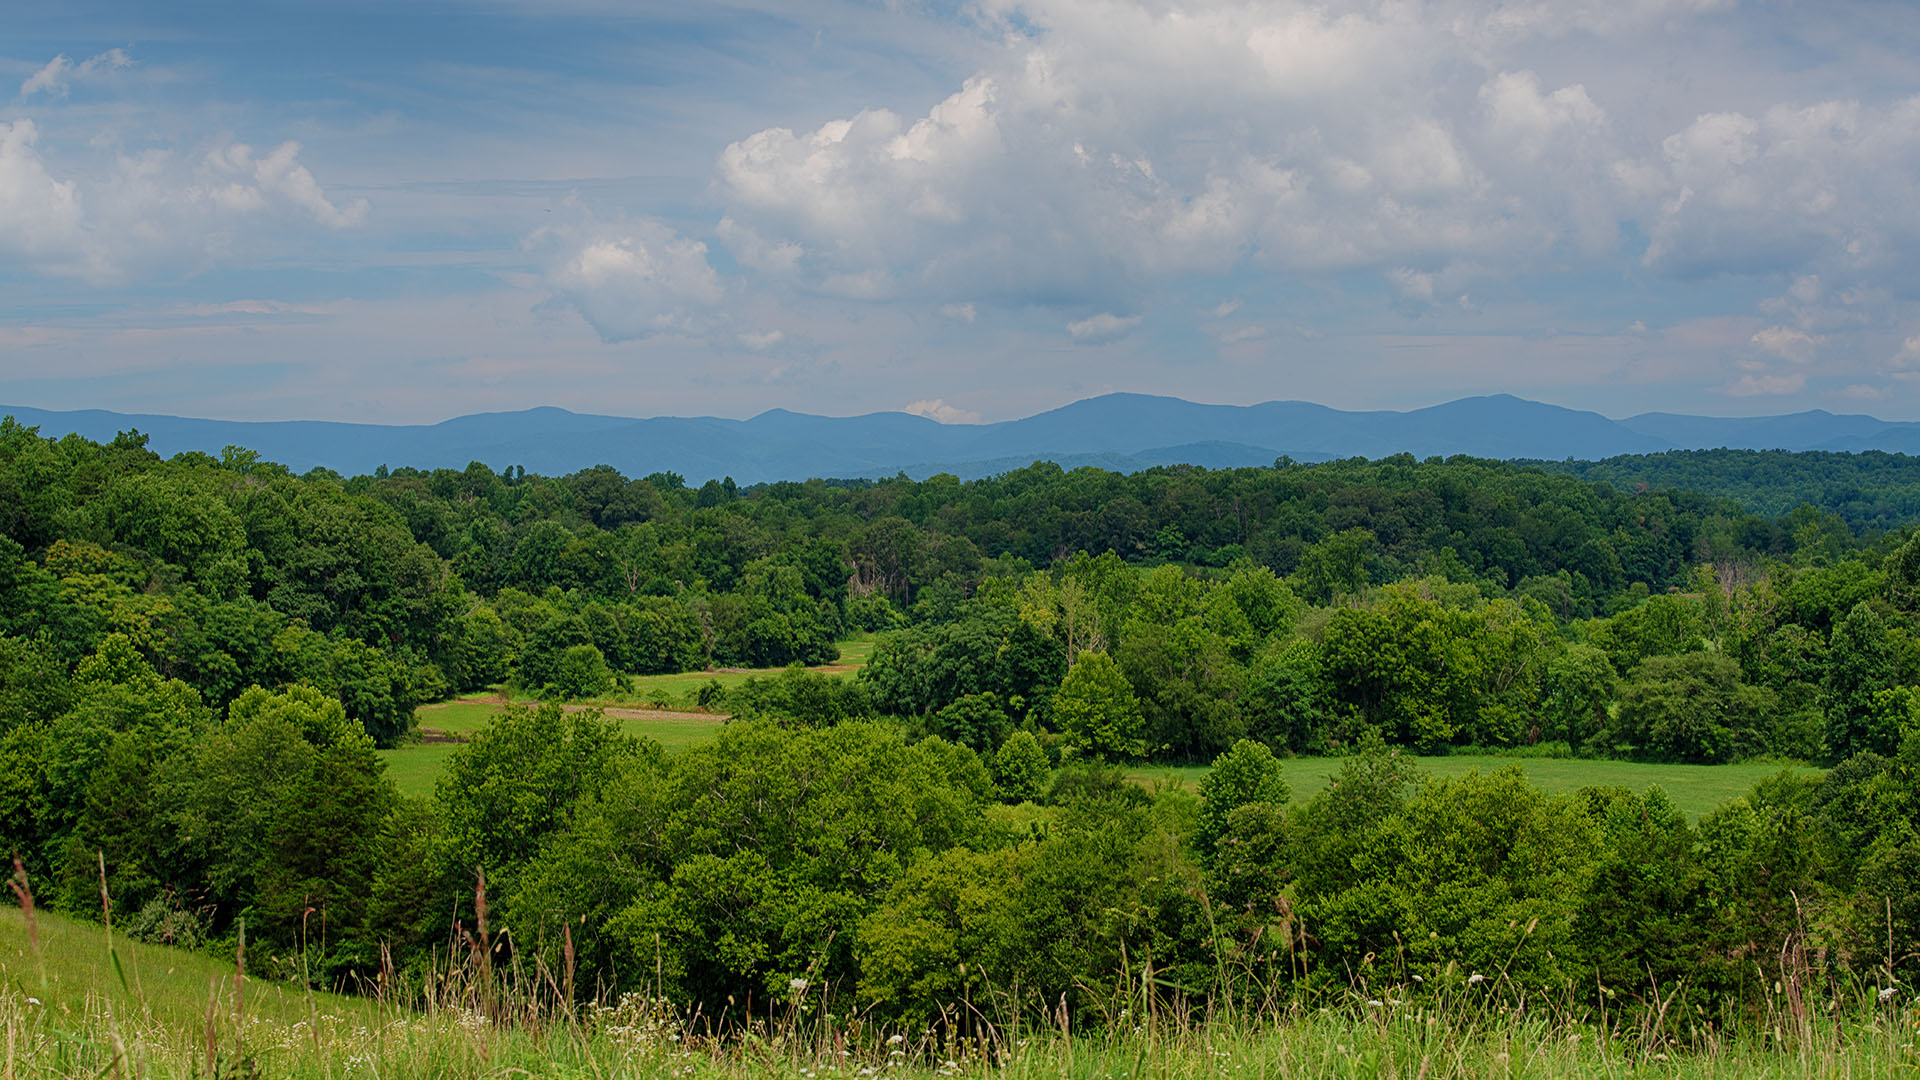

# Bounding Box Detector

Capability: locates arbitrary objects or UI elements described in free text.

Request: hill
[10,393,1920,484]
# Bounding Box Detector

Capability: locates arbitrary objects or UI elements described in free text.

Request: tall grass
[4,862,1917,1078]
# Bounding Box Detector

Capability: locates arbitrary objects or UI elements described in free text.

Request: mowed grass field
[379,635,878,797]
[1131,755,1815,821]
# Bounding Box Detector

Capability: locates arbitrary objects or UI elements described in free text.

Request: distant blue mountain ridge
[9,393,1920,484]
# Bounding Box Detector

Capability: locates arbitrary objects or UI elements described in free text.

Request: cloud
[19,49,131,99]
[938,302,976,322]
[1725,372,1807,397]
[903,398,982,424]
[540,218,725,341]
[0,118,367,281]
[738,329,785,350]
[1750,325,1824,364]
[1208,299,1242,318]
[201,141,369,229]
[1631,97,1920,281]
[1889,335,1920,371]
[1218,324,1268,344]
[700,0,1920,345]
[1833,383,1887,400]
[1389,267,1436,303]
[1066,312,1141,343]
[0,121,89,274]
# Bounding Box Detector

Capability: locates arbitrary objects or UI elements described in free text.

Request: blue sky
[4,0,1920,424]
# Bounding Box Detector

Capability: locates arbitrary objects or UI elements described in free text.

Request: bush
[992,730,1051,803]
[548,643,613,701]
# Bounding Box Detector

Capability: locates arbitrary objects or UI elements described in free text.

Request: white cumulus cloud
[19,49,131,99]
[703,0,1920,339]
[1066,312,1141,343]
[1750,325,1824,364]
[903,398,982,424]
[541,219,725,341]
[0,118,367,281]
[1725,372,1807,397]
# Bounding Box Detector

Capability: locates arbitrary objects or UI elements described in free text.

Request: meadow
[5,904,1915,1080]
[379,636,879,796]
[1130,756,1816,822]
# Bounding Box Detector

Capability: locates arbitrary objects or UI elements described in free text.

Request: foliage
[1053,651,1148,760]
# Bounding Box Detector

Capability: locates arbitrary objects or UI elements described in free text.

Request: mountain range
[11,394,1920,484]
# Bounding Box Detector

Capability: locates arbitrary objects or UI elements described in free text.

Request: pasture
[1131,755,1815,821]
[379,635,876,797]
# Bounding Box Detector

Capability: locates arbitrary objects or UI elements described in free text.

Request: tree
[1292,527,1372,604]
[1825,602,1903,761]
[1615,652,1771,763]
[550,642,614,700]
[930,692,1013,751]
[1194,739,1291,860]
[991,730,1051,803]
[1244,639,1329,753]
[1053,651,1147,760]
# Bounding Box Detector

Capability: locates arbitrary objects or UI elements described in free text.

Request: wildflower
[887,1034,905,1046]
[791,977,810,992]
[1881,987,1899,1002]
[25,997,40,1006]
[1468,973,1485,985]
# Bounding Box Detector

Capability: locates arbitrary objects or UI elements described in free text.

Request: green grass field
[1131,755,1814,821]
[593,632,878,705]
[380,636,878,797]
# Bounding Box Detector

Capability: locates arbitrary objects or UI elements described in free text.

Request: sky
[4,0,1920,426]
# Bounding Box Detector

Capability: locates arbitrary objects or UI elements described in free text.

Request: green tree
[1194,739,1291,860]
[930,692,1013,751]
[1615,652,1772,763]
[1053,651,1147,760]
[1244,639,1330,752]
[1292,527,1372,604]
[1825,602,1903,760]
[991,730,1051,803]
[550,642,613,700]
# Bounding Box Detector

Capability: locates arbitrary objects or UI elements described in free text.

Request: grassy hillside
[2,900,1912,1078]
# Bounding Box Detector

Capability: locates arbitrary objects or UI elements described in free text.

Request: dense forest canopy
[1535,447,1920,533]
[3,415,1920,1033]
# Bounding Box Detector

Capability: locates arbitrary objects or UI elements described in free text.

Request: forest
[2,415,1919,1062]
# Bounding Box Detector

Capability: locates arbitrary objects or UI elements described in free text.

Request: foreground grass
[0,903,377,1042]
[1132,756,1814,821]
[6,906,1917,1078]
